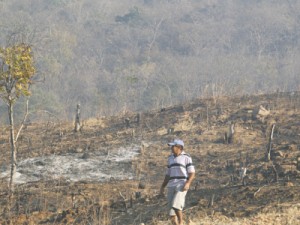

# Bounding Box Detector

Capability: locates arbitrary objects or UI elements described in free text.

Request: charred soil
[1,92,300,224]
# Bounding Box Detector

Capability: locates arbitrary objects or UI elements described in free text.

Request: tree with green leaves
[0,43,35,192]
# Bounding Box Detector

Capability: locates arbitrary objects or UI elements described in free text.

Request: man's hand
[183,172,195,191]
[183,182,191,191]
[159,187,165,197]
[159,175,170,197]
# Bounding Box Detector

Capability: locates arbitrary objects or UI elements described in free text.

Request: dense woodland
[1,0,300,122]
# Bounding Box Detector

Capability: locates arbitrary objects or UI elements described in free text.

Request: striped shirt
[166,151,195,187]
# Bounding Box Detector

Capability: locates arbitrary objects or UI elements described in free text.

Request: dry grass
[152,205,300,225]
[184,205,300,225]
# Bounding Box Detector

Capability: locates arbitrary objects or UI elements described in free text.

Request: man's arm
[160,175,170,195]
[183,172,195,191]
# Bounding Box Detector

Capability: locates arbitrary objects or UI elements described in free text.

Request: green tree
[0,43,35,192]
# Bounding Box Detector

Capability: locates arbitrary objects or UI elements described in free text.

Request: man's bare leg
[175,209,183,225]
[170,215,178,225]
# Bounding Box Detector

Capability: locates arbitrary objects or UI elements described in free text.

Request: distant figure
[160,139,195,225]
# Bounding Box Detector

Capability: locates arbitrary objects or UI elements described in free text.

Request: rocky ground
[0,91,300,224]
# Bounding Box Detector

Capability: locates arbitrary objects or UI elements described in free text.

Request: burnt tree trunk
[225,122,235,144]
[208,194,215,208]
[272,164,278,183]
[239,167,247,186]
[266,124,276,161]
[297,156,300,171]
[125,118,130,128]
[74,104,81,132]
[136,113,140,126]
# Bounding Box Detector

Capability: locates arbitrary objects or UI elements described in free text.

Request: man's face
[171,145,182,155]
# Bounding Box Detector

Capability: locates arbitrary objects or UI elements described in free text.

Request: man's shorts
[167,184,187,216]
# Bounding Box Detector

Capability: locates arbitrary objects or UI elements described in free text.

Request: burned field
[1,92,300,224]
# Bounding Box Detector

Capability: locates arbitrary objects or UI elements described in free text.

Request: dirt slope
[0,92,300,224]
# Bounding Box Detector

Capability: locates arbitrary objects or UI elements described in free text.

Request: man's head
[168,139,184,155]
[168,139,184,148]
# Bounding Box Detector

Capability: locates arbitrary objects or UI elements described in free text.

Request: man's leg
[170,215,178,225]
[174,209,183,225]
[168,186,186,225]
[168,187,178,225]
[171,187,187,225]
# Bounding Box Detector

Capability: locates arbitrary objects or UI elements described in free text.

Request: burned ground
[0,92,300,224]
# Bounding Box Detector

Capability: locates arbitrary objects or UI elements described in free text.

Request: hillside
[1,0,300,120]
[0,92,300,224]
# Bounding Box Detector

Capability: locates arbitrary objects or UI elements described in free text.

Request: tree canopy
[0,0,300,122]
[0,44,35,103]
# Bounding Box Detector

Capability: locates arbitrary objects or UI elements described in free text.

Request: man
[160,139,195,225]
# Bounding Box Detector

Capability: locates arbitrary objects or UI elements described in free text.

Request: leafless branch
[147,17,164,60]
[119,191,126,201]
[253,185,267,198]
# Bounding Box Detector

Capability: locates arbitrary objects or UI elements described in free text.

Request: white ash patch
[0,146,140,184]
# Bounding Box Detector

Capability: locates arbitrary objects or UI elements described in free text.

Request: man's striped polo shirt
[166,151,195,187]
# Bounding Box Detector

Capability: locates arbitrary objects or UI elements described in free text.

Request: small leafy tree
[0,43,35,192]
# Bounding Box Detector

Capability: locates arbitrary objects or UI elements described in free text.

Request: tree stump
[224,122,235,144]
[167,128,174,134]
[125,118,130,128]
[239,167,247,186]
[297,156,300,171]
[74,104,81,132]
[136,113,140,125]
[266,124,276,161]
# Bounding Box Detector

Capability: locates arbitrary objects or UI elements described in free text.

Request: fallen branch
[119,191,126,201]
[253,185,267,198]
